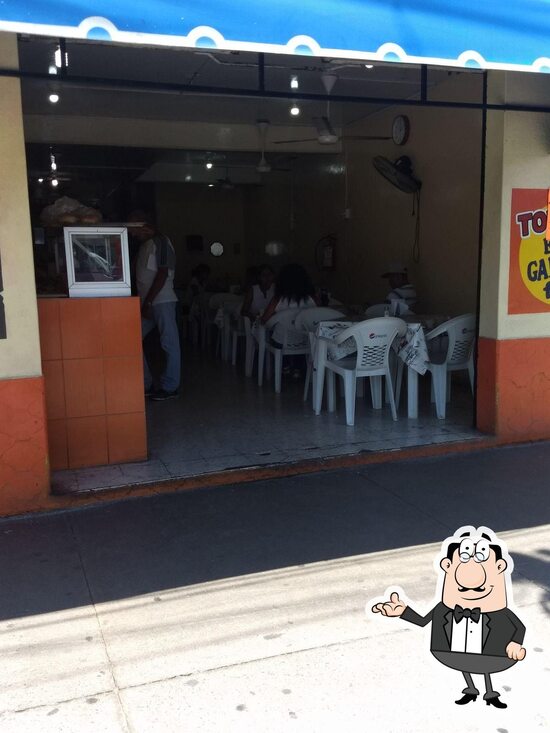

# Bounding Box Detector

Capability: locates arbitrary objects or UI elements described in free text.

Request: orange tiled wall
[38,297,147,470]
[477,336,550,441]
[0,376,49,511]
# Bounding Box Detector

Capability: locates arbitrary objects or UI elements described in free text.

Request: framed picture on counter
[64,226,131,298]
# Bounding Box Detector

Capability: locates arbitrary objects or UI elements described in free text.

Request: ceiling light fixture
[51,178,59,187]
[48,93,60,104]
[38,178,44,183]
[205,161,213,170]
[290,104,301,116]
[185,175,192,182]
[208,183,215,187]
[50,153,57,171]
[54,45,69,69]
[290,75,299,89]
[364,64,374,69]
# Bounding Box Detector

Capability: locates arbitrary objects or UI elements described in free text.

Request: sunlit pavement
[1,443,549,732]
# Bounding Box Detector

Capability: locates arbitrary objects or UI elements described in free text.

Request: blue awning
[1,1,549,73]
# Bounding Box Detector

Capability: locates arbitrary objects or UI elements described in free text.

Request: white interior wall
[334,73,483,314]
[243,72,484,314]
[155,183,247,287]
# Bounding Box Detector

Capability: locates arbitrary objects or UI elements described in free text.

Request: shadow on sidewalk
[1,444,550,621]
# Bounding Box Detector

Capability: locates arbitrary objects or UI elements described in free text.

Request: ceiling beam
[4,67,550,113]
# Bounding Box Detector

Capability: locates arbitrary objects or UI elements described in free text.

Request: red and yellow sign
[508,188,550,314]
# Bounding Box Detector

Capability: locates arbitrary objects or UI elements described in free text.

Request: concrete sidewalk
[0,443,549,732]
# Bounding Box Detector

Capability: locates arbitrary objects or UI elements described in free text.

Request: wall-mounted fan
[372,155,421,193]
[273,74,391,146]
[373,155,422,263]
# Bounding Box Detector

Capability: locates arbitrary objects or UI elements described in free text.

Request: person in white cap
[382,264,417,315]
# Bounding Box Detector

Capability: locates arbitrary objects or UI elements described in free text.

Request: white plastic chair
[365,302,412,318]
[220,295,243,361]
[294,307,346,401]
[231,315,256,377]
[414,314,476,420]
[230,315,245,365]
[364,304,389,317]
[206,293,242,358]
[261,308,313,393]
[323,317,407,425]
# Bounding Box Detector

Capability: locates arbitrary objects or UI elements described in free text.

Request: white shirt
[250,284,275,317]
[450,613,483,654]
[387,284,417,311]
[136,235,177,304]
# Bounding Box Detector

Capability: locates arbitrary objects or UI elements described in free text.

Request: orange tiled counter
[38,297,147,470]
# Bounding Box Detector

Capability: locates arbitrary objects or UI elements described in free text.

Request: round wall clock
[210,241,224,257]
[392,115,410,146]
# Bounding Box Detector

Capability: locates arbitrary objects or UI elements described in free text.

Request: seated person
[241,264,275,321]
[261,264,318,376]
[381,264,417,315]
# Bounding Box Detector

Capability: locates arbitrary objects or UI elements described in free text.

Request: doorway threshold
[51,432,494,499]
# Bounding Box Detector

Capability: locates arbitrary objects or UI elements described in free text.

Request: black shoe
[150,389,179,401]
[455,693,478,705]
[486,697,507,709]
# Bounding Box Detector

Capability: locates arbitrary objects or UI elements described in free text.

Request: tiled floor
[51,347,480,493]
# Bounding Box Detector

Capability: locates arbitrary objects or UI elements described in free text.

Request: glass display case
[63,226,131,297]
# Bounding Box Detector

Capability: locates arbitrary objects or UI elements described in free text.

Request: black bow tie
[454,605,481,623]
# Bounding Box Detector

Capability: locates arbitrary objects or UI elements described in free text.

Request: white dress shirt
[450,613,483,654]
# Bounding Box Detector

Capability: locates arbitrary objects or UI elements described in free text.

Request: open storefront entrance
[1,0,549,512]
[20,38,483,492]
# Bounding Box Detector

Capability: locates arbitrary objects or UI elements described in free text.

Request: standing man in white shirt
[382,263,417,315]
[129,214,180,401]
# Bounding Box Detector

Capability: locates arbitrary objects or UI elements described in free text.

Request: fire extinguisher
[315,233,337,271]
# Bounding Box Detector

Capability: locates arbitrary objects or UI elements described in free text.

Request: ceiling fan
[273,74,391,146]
[215,168,235,189]
[216,121,291,173]
[372,155,422,193]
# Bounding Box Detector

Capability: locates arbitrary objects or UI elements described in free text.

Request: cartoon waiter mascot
[372,526,526,708]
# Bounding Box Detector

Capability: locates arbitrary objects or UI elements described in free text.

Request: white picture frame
[63,226,131,298]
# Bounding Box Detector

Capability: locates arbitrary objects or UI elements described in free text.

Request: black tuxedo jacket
[401,602,525,656]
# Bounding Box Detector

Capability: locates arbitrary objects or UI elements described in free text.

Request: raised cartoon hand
[506,641,526,661]
[372,591,406,617]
